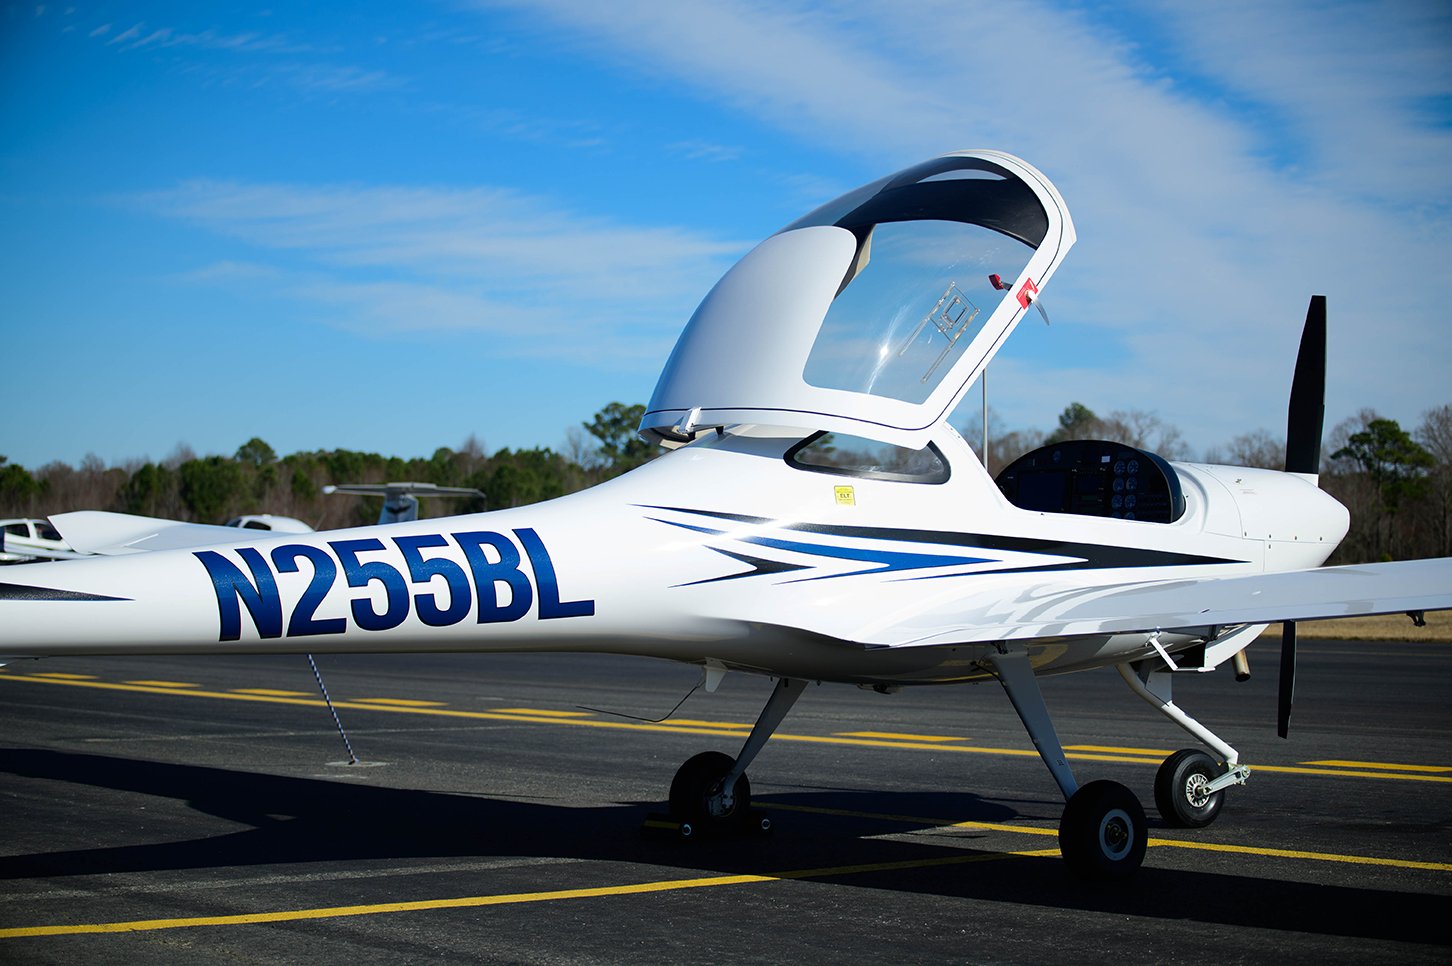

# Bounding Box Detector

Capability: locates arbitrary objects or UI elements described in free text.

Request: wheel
[1058,780,1147,879]
[668,751,751,830]
[1154,749,1225,828]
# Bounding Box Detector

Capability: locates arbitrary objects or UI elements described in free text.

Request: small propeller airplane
[2,150,1448,878]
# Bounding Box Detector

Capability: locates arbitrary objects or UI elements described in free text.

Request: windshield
[802,220,1035,404]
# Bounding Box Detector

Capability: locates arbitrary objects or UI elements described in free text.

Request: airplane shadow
[0,747,1442,947]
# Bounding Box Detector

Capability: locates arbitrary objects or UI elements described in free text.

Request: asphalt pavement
[0,637,1448,963]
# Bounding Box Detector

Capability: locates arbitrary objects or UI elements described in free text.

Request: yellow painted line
[231,688,312,697]
[1147,838,1452,872]
[1303,759,1450,774]
[29,672,98,680]
[762,801,1059,838]
[836,731,967,743]
[1064,744,1172,757]
[764,802,1452,871]
[0,874,774,938]
[353,698,447,708]
[121,680,198,688]
[0,848,1056,940]
[3,673,1450,782]
[656,718,751,729]
[1249,763,1452,783]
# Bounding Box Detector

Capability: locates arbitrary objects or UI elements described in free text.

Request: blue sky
[3,0,1449,469]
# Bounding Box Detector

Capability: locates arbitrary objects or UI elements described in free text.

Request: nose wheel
[1154,748,1226,828]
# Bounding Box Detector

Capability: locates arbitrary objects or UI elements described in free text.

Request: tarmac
[0,636,1448,963]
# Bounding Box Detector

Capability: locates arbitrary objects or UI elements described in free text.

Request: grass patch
[1260,610,1452,642]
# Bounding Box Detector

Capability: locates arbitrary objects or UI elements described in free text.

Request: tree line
[2,400,1447,564]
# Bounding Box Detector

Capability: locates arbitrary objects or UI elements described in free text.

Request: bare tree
[1416,404,1452,557]
[1204,429,1285,469]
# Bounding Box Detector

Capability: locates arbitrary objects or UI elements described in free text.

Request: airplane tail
[1284,296,1326,478]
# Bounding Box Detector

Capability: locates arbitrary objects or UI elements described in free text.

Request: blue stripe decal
[735,533,991,579]
[650,515,996,582]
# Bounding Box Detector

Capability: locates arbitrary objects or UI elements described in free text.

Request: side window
[787,432,949,484]
[5,522,29,537]
[36,522,62,541]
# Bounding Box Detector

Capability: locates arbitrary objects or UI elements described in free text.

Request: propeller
[1278,620,1296,738]
[1285,296,1326,476]
[1277,296,1325,737]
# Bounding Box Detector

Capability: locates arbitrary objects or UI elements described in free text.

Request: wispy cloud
[98,20,314,55]
[669,139,745,163]
[134,180,747,365]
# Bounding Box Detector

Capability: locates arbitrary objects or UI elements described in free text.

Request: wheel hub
[1098,808,1134,859]
[1184,773,1212,809]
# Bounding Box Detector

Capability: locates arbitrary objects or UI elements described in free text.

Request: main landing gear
[990,646,1250,878]
[660,648,1248,878]
[662,676,805,837]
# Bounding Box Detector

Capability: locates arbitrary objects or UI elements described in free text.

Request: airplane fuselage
[0,426,1348,686]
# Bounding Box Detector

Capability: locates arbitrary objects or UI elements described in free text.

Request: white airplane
[223,514,315,533]
[1,150,1448,879]
[0,518,85,562]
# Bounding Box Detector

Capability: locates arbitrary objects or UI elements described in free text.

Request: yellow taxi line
[0,848,1057,940]
[762,802,1452,870]
[1,672,1445,781]
[1302,759,1451,774]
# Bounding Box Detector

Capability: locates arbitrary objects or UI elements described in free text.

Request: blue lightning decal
[650,516,992,582]
[734,532,991,580]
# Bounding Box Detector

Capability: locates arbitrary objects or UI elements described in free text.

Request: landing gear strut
[989,646,1147,879]
[1118,662,1249,827]
[664,676,805,836]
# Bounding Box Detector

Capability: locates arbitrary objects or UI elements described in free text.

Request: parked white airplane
[0,518,85,562]
[2,150,1448,878]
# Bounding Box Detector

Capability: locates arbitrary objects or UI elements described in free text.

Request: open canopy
[642,150,1075,449]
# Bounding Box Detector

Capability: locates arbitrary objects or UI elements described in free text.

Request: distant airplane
[3,150,1448,879]
[0,518,86,562]
[324,482,485,525]
[224,514,315,533]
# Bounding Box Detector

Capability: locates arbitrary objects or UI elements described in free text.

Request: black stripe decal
[0,583,131,602]
[675,548,812,587]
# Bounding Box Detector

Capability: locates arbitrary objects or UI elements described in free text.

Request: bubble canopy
[641,150,1075,450]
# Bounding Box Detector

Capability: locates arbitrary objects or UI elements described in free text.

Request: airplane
[223,514,315,534]
[0,518,86,562]
[323,482,486,525]
[1,149,1448,879]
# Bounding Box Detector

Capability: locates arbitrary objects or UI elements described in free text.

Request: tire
[668,751,751,830]
[1059,780,1147,879]
[1154,749,1225,829]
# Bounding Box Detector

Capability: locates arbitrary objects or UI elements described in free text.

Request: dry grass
[1258,609,1452,642]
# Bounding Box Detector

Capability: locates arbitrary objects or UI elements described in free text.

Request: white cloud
[136,180,747,366]
[470,0,1452,452]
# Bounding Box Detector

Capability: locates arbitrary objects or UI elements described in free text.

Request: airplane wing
[48,511,272,556]
[888,557,1452,648]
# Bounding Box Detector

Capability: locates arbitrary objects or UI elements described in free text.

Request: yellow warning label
[834,485,856,506]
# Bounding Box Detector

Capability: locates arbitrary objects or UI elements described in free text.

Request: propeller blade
[1277,620,1297,738]
[1285,296,1326,475]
